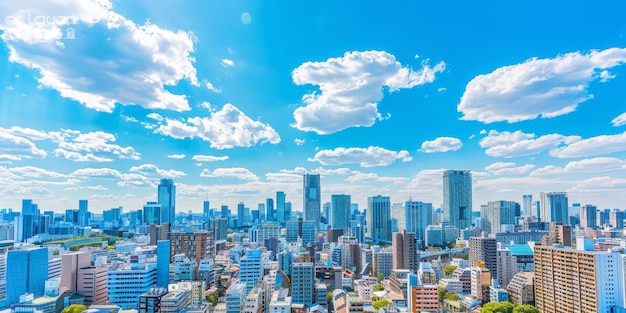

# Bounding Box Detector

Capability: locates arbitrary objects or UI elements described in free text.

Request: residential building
[470,267,491,303]
[469,236,497,278]
[496,247,517,288]
[392,230,417,272]
[291,262,315,305]
[507,271,534,306]
[407,273,438,313]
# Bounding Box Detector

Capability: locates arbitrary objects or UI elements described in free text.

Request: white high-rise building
[496,247,517,288]
[522,195,532,217]
[481,201,517,234]
[540,192,568,224]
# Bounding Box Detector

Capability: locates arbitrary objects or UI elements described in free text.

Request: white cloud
[7,166,66,178]
[459,48,626,123]
[192,155,229,162]
[294,138,305,146]
[167,154,186,159]
[480,130,579,158]
[570,176,626,193]
[221,59,234,67]
[70,167,154,188]
[200,168,258,181]
[308,146,412,167]
[291,50,445,134]
[612,112,626,127]
[198,102,215,112]
[0,130,47,160]
[530,157,626,176]
[0,0,199,113]
[204,81,221,93]
[265,172,303,182]
[55,130,140,161]
[129,164,186,178]
[438,87,447,92]
[147,113,163,121]
[550,131,626,158]
[346,172,408,184]
[0,126,64,142]
[419,137,462,153]
[154,103,281,149]
[485,162,535,175]
[71,167,122,179]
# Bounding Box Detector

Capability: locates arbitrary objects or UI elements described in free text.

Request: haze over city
[2,2,626,213]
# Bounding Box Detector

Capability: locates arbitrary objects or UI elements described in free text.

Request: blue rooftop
[507,245,534,256]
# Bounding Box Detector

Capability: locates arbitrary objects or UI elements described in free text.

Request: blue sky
[1,1,626,214]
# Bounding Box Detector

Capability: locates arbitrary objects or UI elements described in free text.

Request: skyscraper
[303,174,321,224]
[291,262,315,305]
[522,195,532,217]
[443,170,472,229]
[156,240,170,288]
[481,201,517,234]
[266,198,274,222]
[580,204,597,230]
[158,179,176,224]
[276,191,286,224]
[469,236,497,277]
[367,195,392,242]
[331,194,351,233]
[237,202,247,227]
[203,200,210,219]
[79,199,89,226]
[405,201,432,242]
[540,192,568,224]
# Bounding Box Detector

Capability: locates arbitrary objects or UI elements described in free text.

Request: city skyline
[2,2,626,213]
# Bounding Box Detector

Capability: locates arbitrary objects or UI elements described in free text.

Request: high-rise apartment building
[407,273,439,313]
[170,231,215,269]
[469,236,497,278]
[496,247,516,288]
[367,195,392,242]
[443,170,472,230]
[291,262,315,305]
[331,194,351,233]
[158,179,176,224]
[534,242,624,313]
[539,192,568,224]
[303,174,321,224]
[392,230,417,273]
[481,201,517,234]
[405,201,432,242]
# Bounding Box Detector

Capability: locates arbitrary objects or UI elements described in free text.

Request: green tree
[227,228,234,234]
[438,287,447,300]
[444,292,461,301]
[372,298,392,310]
[444,265,458,276]
[326,291,333,300]
[481,301,515,313]
[207,293,219,305]
[61,304,87,313]
[377,272,384,282]
[512,304,540,313]
[373,284,385,291]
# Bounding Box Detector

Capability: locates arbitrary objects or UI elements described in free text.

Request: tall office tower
[60,251,91,291]
[331,194,351,233]
[392,230,417,273]
[303,174,321,223]
[170,231,215,267]
[209,217,228,241]
[323,202,331,224]
[156,240,170,288]
[284,202,292,222]
[286,220,299,243]
[266,198,274,222]
[534,241,624,313]
[158,179,176,224]
[469,236,497,278]
[239,249,263,293]
[143,202,162,225]
[443,170,472,230]
[532,201,540,219]
[496,247,517,288]
[481,201,517,234]
[522,195,532,217]
[276,191,286,224]
[579,204,597,229]
[78,199,89,226]
[108,256,158,310]
[391,203,406,231]
[221,205,229,218]
[539,192,568,224]
[610,209,624,229]
[2,245,48,307]
[598,209,611,226]
[237,202,246,227]
[405,201,432,242]
[203,201,210,219]
[291,262,315,305]
[77,264,109,305]
[301,221,316,245]
[257,203,265,221]
[367,195,392,242]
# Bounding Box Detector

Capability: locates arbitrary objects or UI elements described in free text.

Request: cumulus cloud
[459,48,626,123]
[55,130,140,162]
[0,130,47,160]
[221,59,234,67]
[291,50,445,134]
[168,154,186,159]
[129,164,186,178]
[192,155,229,162]
[0,0,198,113]
[480,130,579,158]
[419,137,462,153]
[485,162,534,175]
[308,146,412,167]
[346,172,408,184]
[200,168,258,181]
[7,166,66,178]
[550,131,626,158]
[204,81,221,93]
[154,103,281,149]
[0,126,64,142]
[70,167,154,187]
[294,138,305,146]
[531,157,626,176]
[612,112,626,127]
